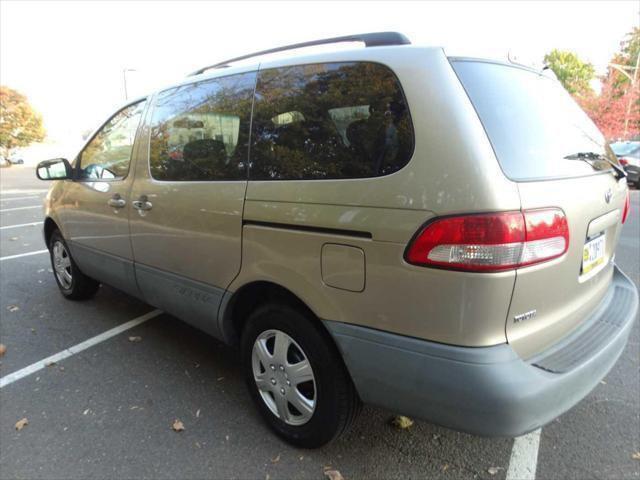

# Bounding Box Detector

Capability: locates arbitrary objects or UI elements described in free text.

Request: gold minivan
[37,32,638,448]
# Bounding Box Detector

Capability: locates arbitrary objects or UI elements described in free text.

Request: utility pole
[122,69,137,101]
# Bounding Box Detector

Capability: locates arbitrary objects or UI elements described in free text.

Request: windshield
[610,141,640,157]
[451,60,615,181]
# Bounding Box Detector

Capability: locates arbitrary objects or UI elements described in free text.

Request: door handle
[107,194,126,208]
[132,195,153,211]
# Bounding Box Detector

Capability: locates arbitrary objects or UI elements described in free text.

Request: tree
[580,77,639,140]
[544,49,595,95]
[0,86,46,158]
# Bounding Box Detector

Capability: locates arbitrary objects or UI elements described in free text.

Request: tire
[49,229,100,300]
[241,303,360,448]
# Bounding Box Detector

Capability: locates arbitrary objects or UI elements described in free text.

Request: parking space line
[0,205,41,212]
[0,196,40,201]
[506,429,541,480]
[0,249,48,261]
[0,221,43,230]
[0,309,162,389]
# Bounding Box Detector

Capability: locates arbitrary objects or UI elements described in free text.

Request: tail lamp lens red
[622,190,630,224]
[405,209,569,272]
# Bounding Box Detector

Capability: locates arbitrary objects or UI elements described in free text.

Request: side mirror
[36,158,73,180]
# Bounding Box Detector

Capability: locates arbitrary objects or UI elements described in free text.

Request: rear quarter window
[250,62,414,180]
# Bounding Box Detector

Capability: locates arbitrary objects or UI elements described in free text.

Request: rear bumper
[325,265,638,437]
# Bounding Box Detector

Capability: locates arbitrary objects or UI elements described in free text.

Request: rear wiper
[564,152,627,181]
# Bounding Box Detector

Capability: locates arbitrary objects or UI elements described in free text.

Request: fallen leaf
[442,464,449,472]
[196,409,201,418]
[7,305,19,312]
[487,467,501,475]
[172,419,185,432]
[632,451,640,460]
[15,418,28,431]
[83,409,90,415]
[323,469,344,480]
[391,415,414,429]
[299,455,304,461]
[0,344,6,357]
[128,336,142,343]
[271,454,280,463]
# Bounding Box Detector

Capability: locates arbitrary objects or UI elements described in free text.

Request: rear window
[250,62,414,180]
[452,60,613,181]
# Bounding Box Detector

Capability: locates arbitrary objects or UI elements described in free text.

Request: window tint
[79,100,146,180]
[251,62,413,180]
[149,72,256,181]
[452,60,613,180]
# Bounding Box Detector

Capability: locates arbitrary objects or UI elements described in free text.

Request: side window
[251,62,414,180]
[79,101,146,180]
[149,72,256,181]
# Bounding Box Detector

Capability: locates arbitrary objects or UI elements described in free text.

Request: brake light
[622,190,630,224]
[619,157,629,166]
[405,209,569,272]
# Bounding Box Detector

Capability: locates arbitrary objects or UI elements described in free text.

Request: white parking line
[0,309,163,389]
[0,221,43,230]
[0,196,40,201]
[506,429,542,480]
[0,205,41,212]
[0,249,48,261]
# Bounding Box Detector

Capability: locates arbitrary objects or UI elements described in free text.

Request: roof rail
[188,31,411,76]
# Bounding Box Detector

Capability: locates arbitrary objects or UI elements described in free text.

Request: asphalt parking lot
[0,165,638,480]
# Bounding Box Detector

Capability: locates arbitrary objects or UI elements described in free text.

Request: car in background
[611,141,640,187]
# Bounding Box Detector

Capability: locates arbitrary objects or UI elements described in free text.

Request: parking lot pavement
[0,165,638,480]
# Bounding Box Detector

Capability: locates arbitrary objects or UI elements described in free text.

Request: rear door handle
[132,195,153,211]
[107,194,126,208]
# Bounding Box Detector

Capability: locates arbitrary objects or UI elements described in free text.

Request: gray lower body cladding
[324,265,638,437]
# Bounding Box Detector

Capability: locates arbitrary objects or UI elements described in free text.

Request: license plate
[582,234,606,274]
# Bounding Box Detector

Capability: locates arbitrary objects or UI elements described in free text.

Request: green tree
[0,86,46,159]
[544,49,595,95]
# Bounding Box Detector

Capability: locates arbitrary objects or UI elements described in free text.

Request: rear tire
[241,303,360,448]
[49,230,99,300]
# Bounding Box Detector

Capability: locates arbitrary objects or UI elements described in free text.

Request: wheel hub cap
[251,329,316,426]
[52,241,73,289]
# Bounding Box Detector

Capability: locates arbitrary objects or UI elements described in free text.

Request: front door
[129,71,256,337]
[62,99,147,296]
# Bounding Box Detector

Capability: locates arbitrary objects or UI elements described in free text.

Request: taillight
[622,190,630,224]
[405,209,569,272]
[619,157,629,166]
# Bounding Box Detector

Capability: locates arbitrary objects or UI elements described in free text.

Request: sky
[1,0,638,149]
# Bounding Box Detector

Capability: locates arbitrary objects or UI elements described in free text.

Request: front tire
[49,230,100,300]
[241,303,360,448]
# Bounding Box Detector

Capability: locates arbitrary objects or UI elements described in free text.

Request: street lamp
[122,68,137,101]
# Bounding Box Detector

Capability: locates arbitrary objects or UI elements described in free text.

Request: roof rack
[188,31,411,76]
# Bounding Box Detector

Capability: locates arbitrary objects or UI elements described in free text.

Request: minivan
[37,32,638,448]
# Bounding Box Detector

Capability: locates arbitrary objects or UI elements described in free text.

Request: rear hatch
[451,59,630,358]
